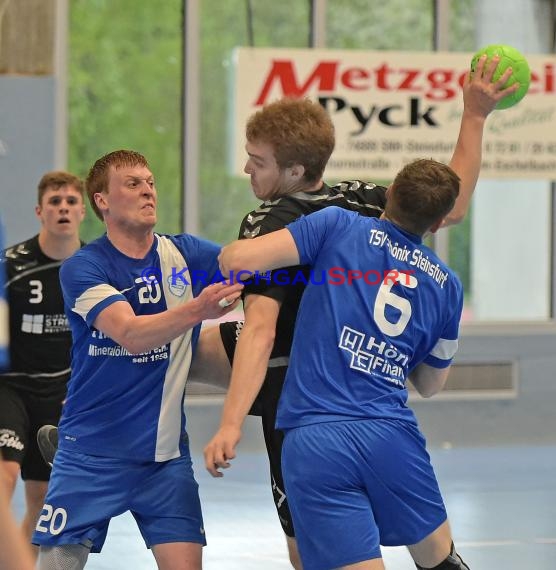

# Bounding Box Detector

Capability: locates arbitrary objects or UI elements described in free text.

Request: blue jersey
[276,207,463,430]
[0,221,7,370]
[59,233,220,461]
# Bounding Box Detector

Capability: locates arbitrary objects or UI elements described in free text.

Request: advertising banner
[231,47,556,180]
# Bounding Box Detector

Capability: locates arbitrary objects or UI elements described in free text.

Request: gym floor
[13,410,556,569]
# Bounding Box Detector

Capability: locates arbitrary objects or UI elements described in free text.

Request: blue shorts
[32,449,206,553]
[282,419,447,570]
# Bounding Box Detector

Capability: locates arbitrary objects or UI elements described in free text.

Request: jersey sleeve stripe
[72,284,124,326]
[429,338,458,360]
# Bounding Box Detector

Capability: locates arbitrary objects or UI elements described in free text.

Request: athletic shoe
[36,424,58,467]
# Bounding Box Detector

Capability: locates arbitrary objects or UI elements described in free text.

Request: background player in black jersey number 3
[0,172,85,552]
[202,55,519,569]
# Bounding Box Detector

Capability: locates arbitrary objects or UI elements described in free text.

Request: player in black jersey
[203,55,518,569]
[0,171,85,548]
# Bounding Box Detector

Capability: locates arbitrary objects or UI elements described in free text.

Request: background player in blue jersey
[0,171,85,552]
[0,219,7,371]
[217,158,469,570]
[32,150,243,570]
[203,55,517,568]
[0,220,34,570]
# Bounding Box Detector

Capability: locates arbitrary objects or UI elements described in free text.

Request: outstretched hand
[463,54,520,117]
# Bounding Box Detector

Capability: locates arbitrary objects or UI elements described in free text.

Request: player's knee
[415,543,470,569]
[37,544,90,570]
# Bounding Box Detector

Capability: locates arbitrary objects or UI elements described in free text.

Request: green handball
[470,44,531,109]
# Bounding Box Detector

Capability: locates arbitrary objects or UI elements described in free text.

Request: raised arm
[444,54,519,226]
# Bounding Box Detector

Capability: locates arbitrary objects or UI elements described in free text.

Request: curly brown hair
[245,98,335,185]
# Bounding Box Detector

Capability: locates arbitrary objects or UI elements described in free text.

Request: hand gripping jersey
[277,207,463,430]
[59,233,220,462]
[0,235,80,396]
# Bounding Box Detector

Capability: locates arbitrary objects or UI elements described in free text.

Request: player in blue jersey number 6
[32,150,242,570]
[217,158,470,570]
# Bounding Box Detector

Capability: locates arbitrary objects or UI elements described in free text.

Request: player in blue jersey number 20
[32,150,243,570]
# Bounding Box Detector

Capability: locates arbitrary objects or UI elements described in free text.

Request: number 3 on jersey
[373,274,417,337]
[29,279,43,304]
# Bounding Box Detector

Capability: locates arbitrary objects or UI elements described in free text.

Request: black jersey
[238,180,387,361]
[1,235,79,396]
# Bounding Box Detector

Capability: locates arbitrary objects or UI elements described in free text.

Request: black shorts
[219,321,295,537]
[0,384,65,481]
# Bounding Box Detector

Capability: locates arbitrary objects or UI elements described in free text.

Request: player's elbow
[118,337,145,355]
[242,320,276,355]
[94,310,150,355]
[410,364,449,398]
[113,326,149,355]
[253,323,276,352]
[414,384,440,398]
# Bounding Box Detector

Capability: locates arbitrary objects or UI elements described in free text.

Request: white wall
[471,0,554,320]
